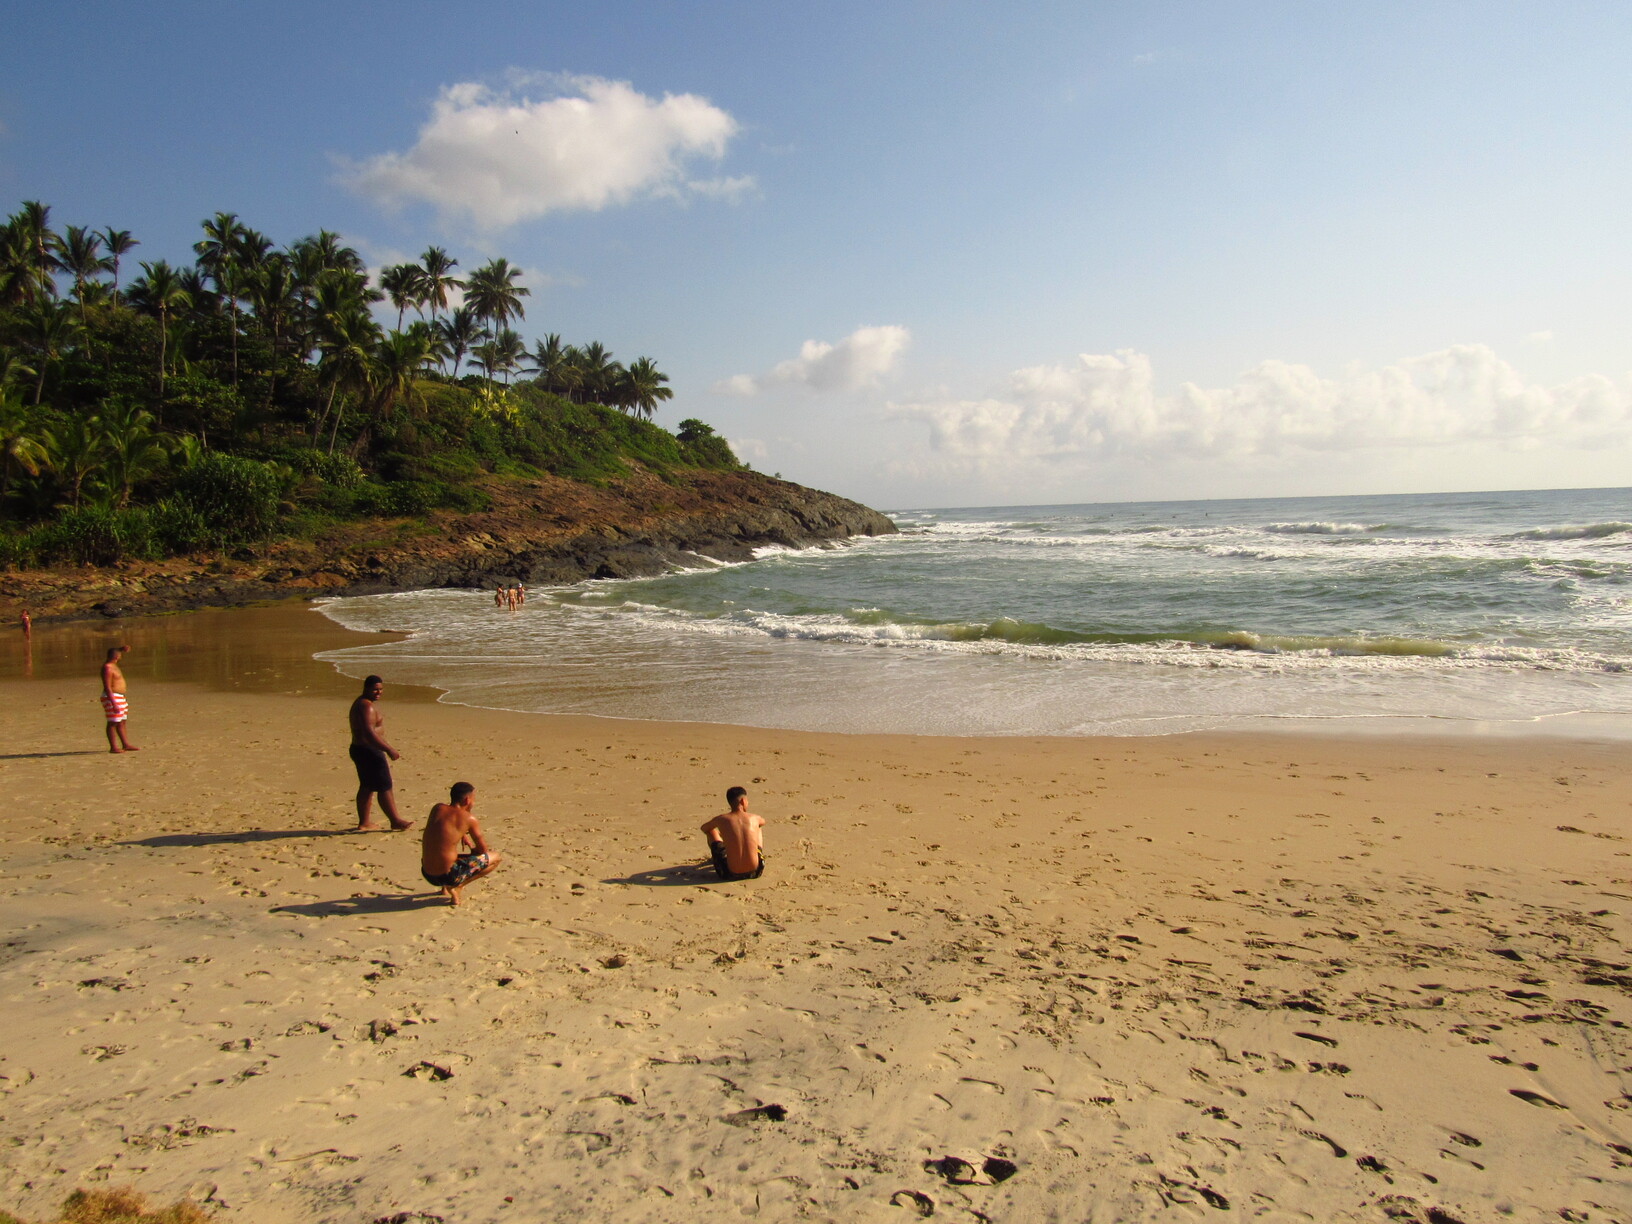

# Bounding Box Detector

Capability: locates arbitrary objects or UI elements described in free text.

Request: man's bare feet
[357,822,384,831]
[442,885,462,906]
[389,819,414,832]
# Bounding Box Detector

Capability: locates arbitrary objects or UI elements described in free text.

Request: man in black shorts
[348,675,411,831]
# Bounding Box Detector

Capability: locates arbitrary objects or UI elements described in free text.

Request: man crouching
[421,782,502,906]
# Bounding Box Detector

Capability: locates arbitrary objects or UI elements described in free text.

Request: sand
[1,604,1630,1223]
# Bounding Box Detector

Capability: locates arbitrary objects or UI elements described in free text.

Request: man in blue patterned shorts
[421,782,502,906]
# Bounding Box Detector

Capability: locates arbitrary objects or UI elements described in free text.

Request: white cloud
[1526,329,1556,346]
[729,437,770,464]
[342,74,748,229]
[686,174,758,202]
[889,344,1632,472]
[718,325,910,395]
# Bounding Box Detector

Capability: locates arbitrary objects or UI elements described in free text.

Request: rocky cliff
[0,469,897,622]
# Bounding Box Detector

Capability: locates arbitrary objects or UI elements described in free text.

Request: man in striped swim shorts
[100,644,138,754]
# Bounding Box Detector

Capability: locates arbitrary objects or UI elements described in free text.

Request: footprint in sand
[1298,1129,1348,1157]
[722,1103,786,1126]
[889,1189,934,1216]
[1509,1088,1567,1109]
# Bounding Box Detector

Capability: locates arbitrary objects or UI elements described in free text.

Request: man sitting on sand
[421,782,502,905]
[349,675,411,832]
[701,786,766,881]
[100,644,138,754]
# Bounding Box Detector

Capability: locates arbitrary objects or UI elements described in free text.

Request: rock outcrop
[0,469,897,622]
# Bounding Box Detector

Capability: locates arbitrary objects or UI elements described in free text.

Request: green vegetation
[0,201,740,568]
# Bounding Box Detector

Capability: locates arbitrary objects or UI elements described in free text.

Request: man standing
[421,782,501,906]
[700,786,766,881]
[100,645,138,754]
[349,675,411,831]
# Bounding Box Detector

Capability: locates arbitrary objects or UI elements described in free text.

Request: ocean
[314,486,1632,738]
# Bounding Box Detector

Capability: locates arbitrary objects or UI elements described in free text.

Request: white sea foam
[1264,521,1384,535]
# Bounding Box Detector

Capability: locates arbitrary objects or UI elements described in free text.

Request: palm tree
[621,357,674,420]
[526,333,568,392]
[98,399,170,507]
[379,263,428,331]
[244,254,299,404]
[100,228,138,305]
[0,386,49,500]
[418,247,460,321]
[45,413,106,509]
[59,226,112,324]
[436,307,484,379]
[8,202,60,306]
[15,300,79,405]
[574,341,616,404]
[406,320,450,375]
[127,260,192,400]
[554,345,587,402]
[235,227,274,272]
[0,219,34,308]
[195,212,250,386]
[485,328,525,387]
[370,329,435,419]
[313,302,380,451]
[462,258,529,331]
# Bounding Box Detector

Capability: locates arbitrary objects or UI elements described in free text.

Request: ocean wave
[1263,521,1385,535]
[591,601,1630,675]
[1508,522,1632,541]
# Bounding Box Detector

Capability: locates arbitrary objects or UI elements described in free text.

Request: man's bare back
[421,782,501,905]
[701,786,765,881]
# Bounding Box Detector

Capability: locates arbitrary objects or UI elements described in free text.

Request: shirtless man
[348,675,411,831]
[100,644,138,753]
[421,782,502,905]
[700,786,766,881]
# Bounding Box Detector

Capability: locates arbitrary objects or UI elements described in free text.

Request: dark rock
[1,469,897,623]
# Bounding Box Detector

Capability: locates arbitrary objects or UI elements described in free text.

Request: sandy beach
[1,604,1629,1223]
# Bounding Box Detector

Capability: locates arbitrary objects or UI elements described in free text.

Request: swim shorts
[100,692,128,723]
[423,852,490,890]
[349,743,393,791]
[709,841,765,882]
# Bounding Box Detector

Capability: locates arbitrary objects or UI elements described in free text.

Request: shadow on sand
[271,893,446,917]
[1,750,103,760]
[123,829,354,848]
[605,861,723,888]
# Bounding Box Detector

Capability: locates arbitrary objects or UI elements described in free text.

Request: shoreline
[2,603,1629,1221]
[12,593,1632,745]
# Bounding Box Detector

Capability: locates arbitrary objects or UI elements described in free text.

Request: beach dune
[1,607,1629,1222]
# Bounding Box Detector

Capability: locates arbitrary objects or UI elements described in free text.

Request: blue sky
[4,1,1629,507]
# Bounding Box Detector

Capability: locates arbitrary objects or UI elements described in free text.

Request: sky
[3,1,1630,509]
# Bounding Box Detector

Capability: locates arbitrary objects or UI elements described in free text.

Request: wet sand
[1,604,1629,1223]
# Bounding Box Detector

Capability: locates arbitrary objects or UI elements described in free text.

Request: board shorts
[709,840,765,882]
[349,743,393,792]
[100,692,128,723]
[423,852,490,890]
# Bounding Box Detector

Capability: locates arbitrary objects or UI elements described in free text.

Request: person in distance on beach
[701,786,766,881]
[99,644,138,753]
[421,781,501,906]
[20,609,30,638]
[349,675,411,832]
